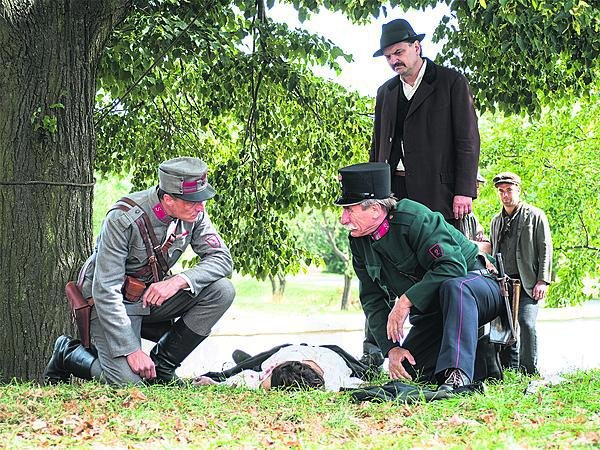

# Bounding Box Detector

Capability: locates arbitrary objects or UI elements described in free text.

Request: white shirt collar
[401,58,427,101]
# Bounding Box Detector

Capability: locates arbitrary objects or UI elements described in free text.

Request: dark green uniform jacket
[350,199,481,357]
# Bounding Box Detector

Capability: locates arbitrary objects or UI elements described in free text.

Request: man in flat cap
[44,157,235,385]
[490,172,552,375]
[337,162,502,390]
[363,18,481,366]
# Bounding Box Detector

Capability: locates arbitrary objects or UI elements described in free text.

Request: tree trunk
[269,273,286,303]
[340,274,351,311]
[0,0,128,381]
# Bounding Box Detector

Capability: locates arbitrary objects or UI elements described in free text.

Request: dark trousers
[500,290,539,375]
[401,272,502,383]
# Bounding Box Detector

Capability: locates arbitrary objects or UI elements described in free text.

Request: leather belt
[394,170,406,177]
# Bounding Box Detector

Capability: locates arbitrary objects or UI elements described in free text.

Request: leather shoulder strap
[116,197,170,274]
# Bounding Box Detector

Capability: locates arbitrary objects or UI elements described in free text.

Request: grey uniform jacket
[490,202,552,297]
[80,187,233,357]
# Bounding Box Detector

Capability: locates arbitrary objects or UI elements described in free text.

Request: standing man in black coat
[362,18,481,366]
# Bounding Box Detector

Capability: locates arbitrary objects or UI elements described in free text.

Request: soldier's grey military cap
[158,157,216,202]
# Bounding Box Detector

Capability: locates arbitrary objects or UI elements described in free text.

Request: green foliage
[433,0,600,115]
[93,174,134,239]
[30,103,64,134]
[92,0,599,297]
[2,370,600,447]
[95,4,371,280]
[293,209,352,275]
[476,91,600,306]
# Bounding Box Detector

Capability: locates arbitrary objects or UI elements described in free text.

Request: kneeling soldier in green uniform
[336,162,502,390]
[44,157,235,385]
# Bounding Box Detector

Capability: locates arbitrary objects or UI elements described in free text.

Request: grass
[1,370,599,448]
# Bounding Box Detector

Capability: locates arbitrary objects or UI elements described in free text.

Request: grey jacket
[81,187,233,357]
[490,202,552,297]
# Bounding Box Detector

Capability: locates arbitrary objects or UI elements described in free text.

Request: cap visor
[178,183,216,202]
[334,196,363,206]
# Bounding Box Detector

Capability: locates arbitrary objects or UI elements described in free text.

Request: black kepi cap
[335,162,392,206]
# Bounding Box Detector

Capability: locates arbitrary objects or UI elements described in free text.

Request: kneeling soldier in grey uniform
[44,157,235,385]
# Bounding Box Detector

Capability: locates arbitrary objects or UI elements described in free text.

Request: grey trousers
[89,278,235,385]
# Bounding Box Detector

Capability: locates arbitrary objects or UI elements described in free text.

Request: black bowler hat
[335,162,392,206]
[373,19,426,57]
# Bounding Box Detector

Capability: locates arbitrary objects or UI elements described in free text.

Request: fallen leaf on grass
[479,411,496,424]
[260,435,274,446]
[445,414,479,427]
[174,417,184,431]
[122,388,147,407]
[31,419,47,431]
[574,432,599,445]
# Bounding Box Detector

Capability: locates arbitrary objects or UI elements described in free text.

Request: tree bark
[269,273,286,303]
[0,0,129,381]
[340,274,351,311]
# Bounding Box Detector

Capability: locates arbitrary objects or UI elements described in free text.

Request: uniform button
[389,137,393,143]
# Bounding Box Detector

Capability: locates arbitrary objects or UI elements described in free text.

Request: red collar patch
[152,203,172,223]
[371,219,390,241]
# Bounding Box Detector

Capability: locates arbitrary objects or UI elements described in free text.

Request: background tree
[295,210,355,310]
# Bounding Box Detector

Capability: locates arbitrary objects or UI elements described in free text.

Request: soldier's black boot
[43,335,97,385]
[149,319,206,384]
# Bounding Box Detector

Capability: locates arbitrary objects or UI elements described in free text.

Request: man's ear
[371,204,384,218]
[162,193,178,208]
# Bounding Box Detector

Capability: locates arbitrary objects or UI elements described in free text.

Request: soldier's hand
[453,195,473,220]
[387,294,412,343]
[127,349,156,380]
[387,347,415,380]
[143,275,189,307]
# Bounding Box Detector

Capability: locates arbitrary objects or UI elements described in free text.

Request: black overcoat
[370,59,480,220]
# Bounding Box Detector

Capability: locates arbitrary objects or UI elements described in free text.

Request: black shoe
[149,319,206,384]
[232,349,251,365]
[43,335,97,385]
[438,368,471,392]
[359,351,385,369]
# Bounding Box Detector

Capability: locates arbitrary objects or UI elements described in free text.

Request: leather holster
[65,281,93,348]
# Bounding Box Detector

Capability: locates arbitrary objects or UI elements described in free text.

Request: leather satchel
[65,281,93,349]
